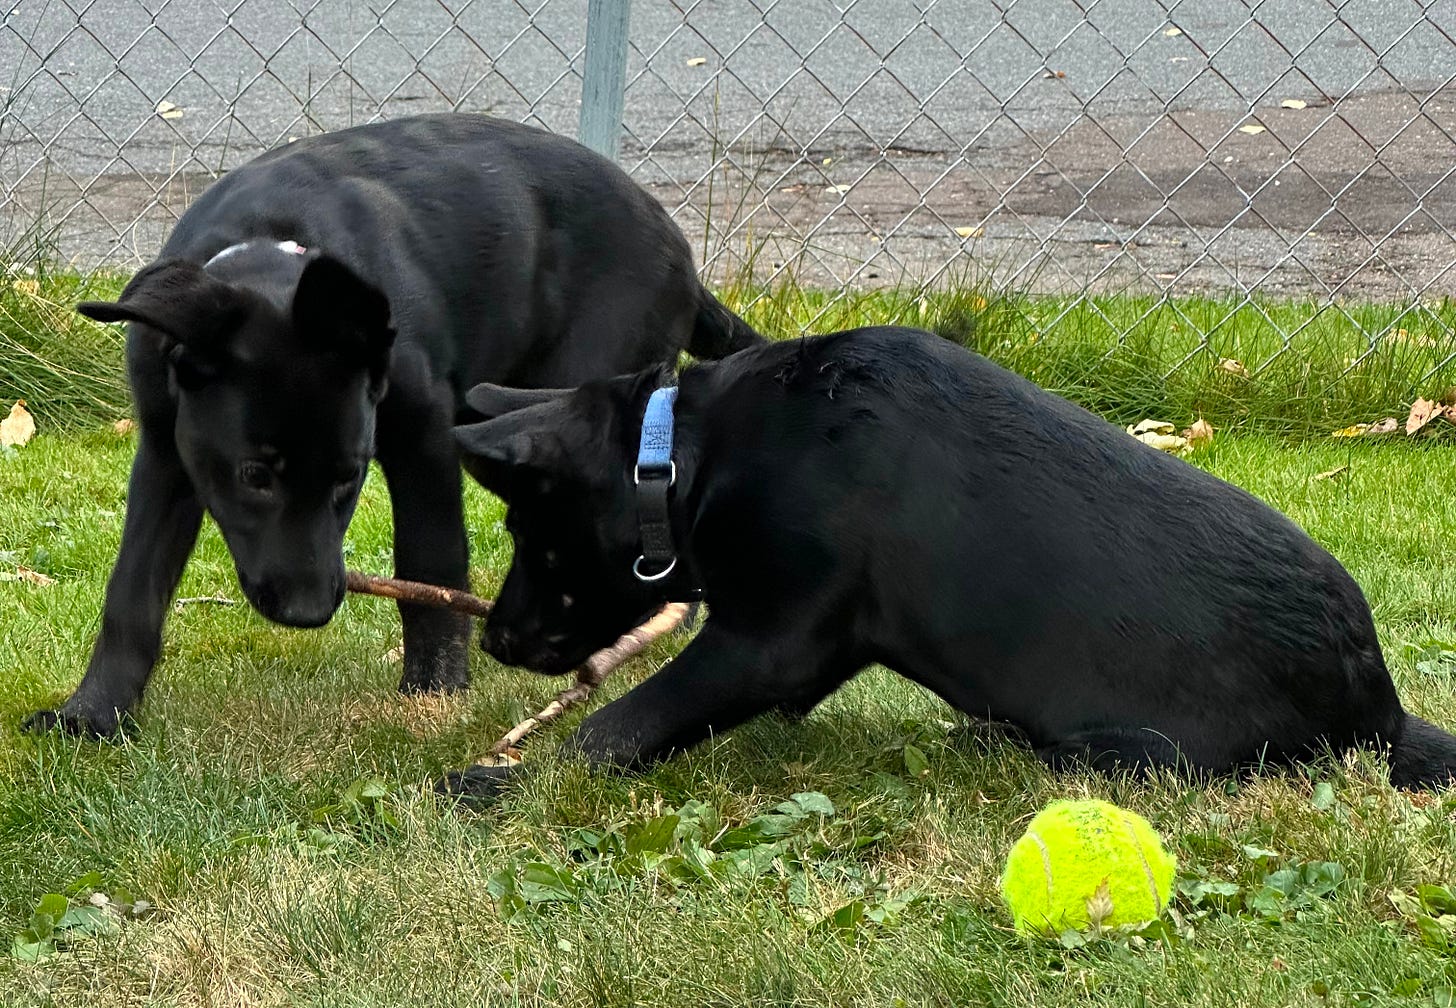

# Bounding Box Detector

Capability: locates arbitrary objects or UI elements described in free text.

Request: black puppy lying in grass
[447,325,1456,799]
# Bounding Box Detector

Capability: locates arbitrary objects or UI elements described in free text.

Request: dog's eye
[238,461,273,492]
[560,593,574,610]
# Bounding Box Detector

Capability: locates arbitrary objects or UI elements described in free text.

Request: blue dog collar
[633,386,679,583]
[635,386,678,482]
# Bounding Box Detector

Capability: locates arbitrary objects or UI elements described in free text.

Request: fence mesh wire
[3,0,1455,380]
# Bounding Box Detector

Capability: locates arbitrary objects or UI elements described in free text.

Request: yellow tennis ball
[1001,798,1176,935]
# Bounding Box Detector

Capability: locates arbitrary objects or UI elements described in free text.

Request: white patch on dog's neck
[204,239,308,269]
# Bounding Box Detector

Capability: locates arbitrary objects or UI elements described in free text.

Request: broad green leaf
[33,894,67,922]
[1311,782,1336,811]
[518,863,579,904]
[1417,884,1456,916]
[624,815,680,857]
[714,815,799,851]
[1417,914,1452,951]
[56,905,116,937]
[787,792,835,816]
[64,871,104,895]
[814,900,866,937]
[903,744,930,779]
[1301,862,1345,897]
[10,935,51,961]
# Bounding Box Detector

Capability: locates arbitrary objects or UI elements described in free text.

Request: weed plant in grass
[3,416,1456,1005]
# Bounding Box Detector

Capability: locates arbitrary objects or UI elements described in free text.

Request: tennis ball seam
[1116,809,1162,910]
[1027,828,1054,911]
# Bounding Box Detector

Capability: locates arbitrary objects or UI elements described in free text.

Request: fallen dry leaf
[1127,419,1190,455]
[0,566,56,586]
[1041,69,1066,79]
[1279,99,1307,110]
[1085,879,1115,926]
[954,225,984,239]
[113,418,136,436]
[10,278,39,296]
[155,99,184,121]
[1127,419,1176,436]
[0,400,35,447]
[1238,123,1267,135]
[825,183,851,195]
[1217,358,1250,378]
[685,56,706,67]
[1314,465,1348,481]
[1163,26,1182,36]
[1184,418,1215,447]
[1332,418,1400,438]
[1406,397,1447,436]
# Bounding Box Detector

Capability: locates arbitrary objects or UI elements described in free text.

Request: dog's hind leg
[377,386,472,694]
[1035,727,1192,777]
[24,442,203,736]
[565,621,856,770]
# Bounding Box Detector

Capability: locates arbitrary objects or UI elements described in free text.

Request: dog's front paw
[434,761,522,806]
[397,617,473,694]
[21,704,125,739]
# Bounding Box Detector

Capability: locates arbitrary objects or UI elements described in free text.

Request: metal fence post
[579,0,632,160]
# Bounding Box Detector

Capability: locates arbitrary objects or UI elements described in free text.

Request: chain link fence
[3,0,1455,375]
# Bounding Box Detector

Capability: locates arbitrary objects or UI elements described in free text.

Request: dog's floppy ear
[292,255,395,397]
[453,408,570,495]
[77,259,246,389]
[464,383,569,419]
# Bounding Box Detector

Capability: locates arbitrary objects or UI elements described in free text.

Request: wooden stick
[343,570,691,762]
[485,601,692,761]
[345,570,493,618]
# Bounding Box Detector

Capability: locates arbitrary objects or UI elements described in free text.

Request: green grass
[3,267,1454,436]
[4,268,1456,1004]
[3,415,1456,1005]
[0,267,127,430]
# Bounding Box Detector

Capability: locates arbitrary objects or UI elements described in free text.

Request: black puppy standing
[26,113,760,737]
[450,325,1456,797]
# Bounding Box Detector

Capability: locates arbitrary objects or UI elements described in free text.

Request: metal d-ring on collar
[632,386,680,583]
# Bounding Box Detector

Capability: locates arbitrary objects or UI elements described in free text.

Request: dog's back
[684,327,1403,773]
[164,114,753,388]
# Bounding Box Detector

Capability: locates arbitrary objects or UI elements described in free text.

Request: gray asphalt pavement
[2,0,1454,295]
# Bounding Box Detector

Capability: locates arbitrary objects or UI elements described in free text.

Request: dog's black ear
[464,383,569,419]
[77,259,246,390]
[292,255,395,396]
[453,411,568,494]
[77,259,245,341]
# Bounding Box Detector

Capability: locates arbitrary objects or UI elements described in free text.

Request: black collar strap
[633,386,680,583]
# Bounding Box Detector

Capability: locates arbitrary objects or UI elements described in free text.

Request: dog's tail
[1388,712,1456,789]
[688,287,766,359]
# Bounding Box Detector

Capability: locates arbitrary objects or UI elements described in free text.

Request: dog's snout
[483,624,520,664]
[247,572,344,629]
